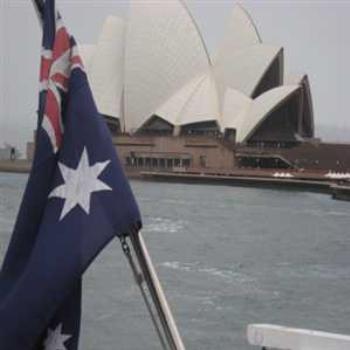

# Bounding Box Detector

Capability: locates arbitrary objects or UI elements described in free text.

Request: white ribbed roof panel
[214,4,262,104]
[237,85,300,143]
[155,74,205,125]
[221,88,252,131]
[286,73,314,136]
[124,0,211,132]
[178,72,219,125]
[153,72,220,127]
[89,16,125,120]
[215,44,282,99]
[217,4,261,59]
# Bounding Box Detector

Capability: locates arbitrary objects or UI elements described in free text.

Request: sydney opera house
[72,1,350,174]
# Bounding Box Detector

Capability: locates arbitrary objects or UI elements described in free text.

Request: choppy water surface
[1,173,350,349]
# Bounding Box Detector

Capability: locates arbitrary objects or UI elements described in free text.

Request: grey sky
[0,0,349,153]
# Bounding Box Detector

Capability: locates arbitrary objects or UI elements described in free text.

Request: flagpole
[129,229,186,350]
[119,235,169,350]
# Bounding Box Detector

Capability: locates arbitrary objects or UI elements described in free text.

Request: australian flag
[0,0,141,349]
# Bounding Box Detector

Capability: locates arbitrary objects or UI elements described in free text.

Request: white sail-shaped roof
[177,73,219,126]
[155,74,206,126]
[155,72,219,128]
[124,0,211,132]
[80,2,314,143]
[221,88,252,131]
[215,44,283,100]
[237,85,300,143]
[286,74,314,137]
[88,16,125,121]
[216,4,261,58]
[214,3,284,112]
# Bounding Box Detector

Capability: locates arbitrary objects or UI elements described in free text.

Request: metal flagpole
[129,228,185,350]
[119,235,168,350]
[31,1,186,349]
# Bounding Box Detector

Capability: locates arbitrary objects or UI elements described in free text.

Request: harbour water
[1,173,350,349]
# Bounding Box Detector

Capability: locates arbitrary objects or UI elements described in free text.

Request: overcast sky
[1,0,350,153]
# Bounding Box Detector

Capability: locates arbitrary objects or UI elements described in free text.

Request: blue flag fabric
[0,0,141,349]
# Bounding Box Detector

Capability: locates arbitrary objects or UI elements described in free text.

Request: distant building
[80,2,314,146]
[28,1,350,174]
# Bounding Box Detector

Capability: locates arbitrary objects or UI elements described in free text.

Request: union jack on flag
[39,8,84,152]
[0,1,141,349]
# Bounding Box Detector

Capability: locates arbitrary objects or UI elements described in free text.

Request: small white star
[49,147,112,220]
[44,323,72,350]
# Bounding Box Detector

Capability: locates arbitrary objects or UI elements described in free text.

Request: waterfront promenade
[0,159,343,196]
[0,160,31,173]
[2,159,350,201]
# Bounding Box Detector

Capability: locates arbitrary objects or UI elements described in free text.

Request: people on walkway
[10,147,16,161]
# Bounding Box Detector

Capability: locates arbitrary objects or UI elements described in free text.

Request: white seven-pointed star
[50,147,112,220]
[44,323,72,350]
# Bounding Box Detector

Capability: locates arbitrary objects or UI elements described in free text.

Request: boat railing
[247,324,350,350]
